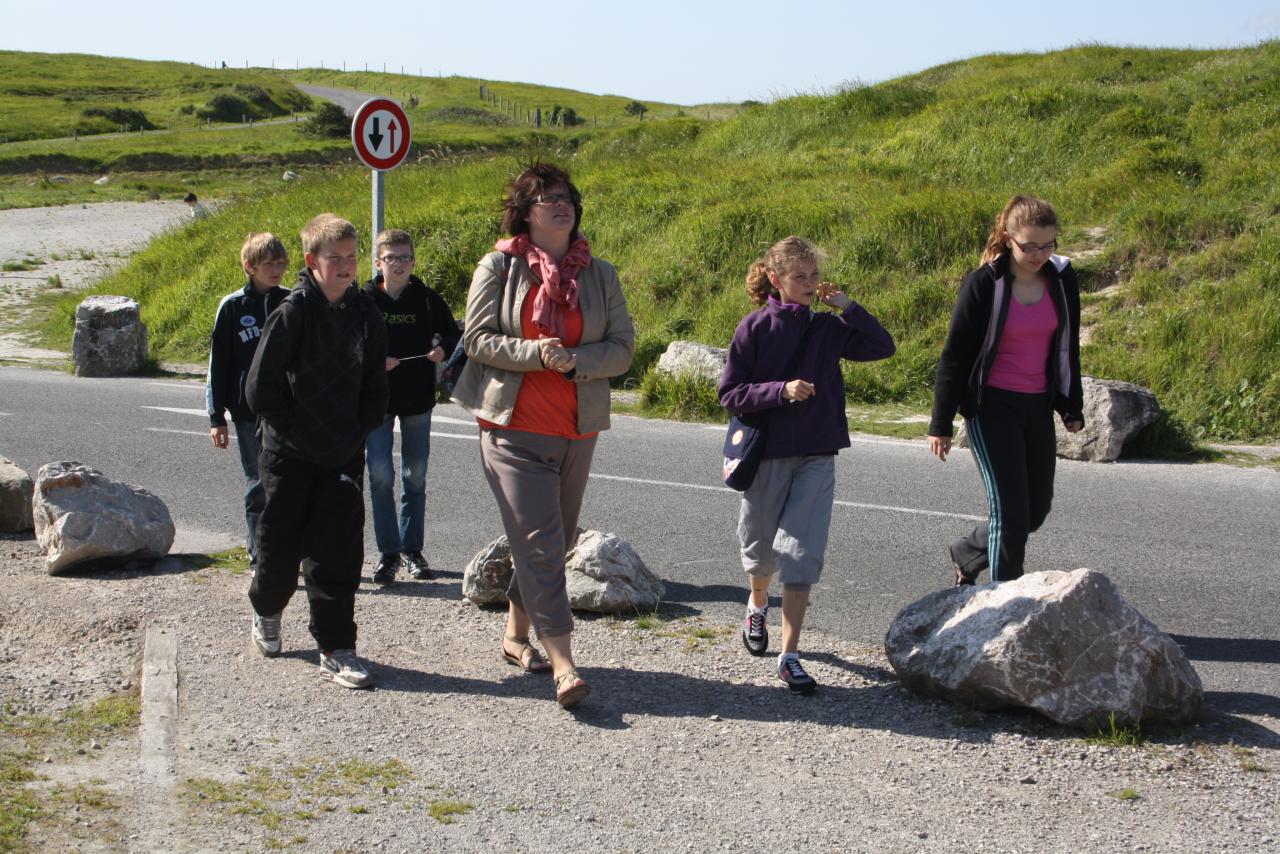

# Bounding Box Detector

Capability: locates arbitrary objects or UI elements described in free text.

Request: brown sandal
[554,669,590,709]
[502,635,552,673]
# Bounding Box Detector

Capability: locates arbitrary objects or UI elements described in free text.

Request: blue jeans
[365,411,432,555]
[233,420,265,567]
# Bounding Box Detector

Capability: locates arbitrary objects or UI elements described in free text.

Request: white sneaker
[319,649,373,689]
[251,612,282,657]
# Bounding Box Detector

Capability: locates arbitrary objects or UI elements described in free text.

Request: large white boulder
[884,568,1202,729]
[463,529,665,613]
[33,461,175,574]
[0,456,34,532]
[654,341,728,383]
[72,296,148,377]
[1056,377,1162,462]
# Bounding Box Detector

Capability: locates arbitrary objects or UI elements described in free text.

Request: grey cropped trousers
[479,428,597,638]
[737,454,836,587]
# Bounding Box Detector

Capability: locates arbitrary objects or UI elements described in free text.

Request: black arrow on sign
[367,117,384,151]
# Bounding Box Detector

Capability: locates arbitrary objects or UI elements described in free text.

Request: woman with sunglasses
[452,162,635,708]
[927,195,1084,586]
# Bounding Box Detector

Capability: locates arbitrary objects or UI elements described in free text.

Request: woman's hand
[538,337,577,373]
[783,380,815,402]
[929,435,951,462]
[817,281,852,311]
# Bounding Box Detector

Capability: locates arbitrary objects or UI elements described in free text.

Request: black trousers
[250,448,366,651]
[952,387,1056,582]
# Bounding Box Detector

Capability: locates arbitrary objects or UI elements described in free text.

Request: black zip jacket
[206,280,290,426]
[245,269,389,465]
[363,274,461,416]
[929,252,1084,438]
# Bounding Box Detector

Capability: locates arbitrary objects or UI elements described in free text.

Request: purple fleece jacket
[718,296,895,459]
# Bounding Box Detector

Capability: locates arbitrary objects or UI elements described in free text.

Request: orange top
[478,284,597,440]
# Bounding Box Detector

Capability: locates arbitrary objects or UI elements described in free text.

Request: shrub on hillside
[425,106,513,126]
[78,107,156,133]
[299,102,350,138]
[198,94,257,122]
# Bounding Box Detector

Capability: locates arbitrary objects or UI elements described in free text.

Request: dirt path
[0,201,189,365]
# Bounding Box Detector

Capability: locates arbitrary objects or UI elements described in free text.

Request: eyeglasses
[378,254,415,264]
[1008,236,1057,254]
[534,192,574,206]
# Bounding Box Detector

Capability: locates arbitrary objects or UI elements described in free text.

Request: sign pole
[371,170,385,271]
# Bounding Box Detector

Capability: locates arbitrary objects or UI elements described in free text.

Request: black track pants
[951,387,1056,583]
[250,448,366,650]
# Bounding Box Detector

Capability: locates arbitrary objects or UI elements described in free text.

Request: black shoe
[403,551,434,580]
[950,545,979,587]
[742,608,769,656]
[778,655,817,695]
[372,553,400,586]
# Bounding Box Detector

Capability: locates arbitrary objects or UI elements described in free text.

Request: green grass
[426,800,475,824]
[1084,713,1144,747]
[0,691,140,849]
[27,42,1280,442]
[1109,787,1141,801]
[0,51,312,143]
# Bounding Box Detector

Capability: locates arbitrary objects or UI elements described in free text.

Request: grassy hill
[39,42,1280,443]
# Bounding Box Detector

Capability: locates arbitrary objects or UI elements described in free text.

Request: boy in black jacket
[206,232,290,573]
[363,229,461,585]
[245,214,389,689]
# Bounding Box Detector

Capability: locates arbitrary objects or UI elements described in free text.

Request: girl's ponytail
[745,259,773,306]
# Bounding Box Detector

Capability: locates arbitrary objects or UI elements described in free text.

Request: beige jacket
[451,250,635,434]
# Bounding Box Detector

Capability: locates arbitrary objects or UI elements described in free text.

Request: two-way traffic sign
[350,98,411,171]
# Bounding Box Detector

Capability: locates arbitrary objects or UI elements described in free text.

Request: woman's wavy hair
[981,195,1058,265]
[745,236,827,306]
[500,161,583,239]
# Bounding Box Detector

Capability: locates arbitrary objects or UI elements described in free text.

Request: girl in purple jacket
[718,236,895,694]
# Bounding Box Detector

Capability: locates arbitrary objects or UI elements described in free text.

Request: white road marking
[145,382,203,390]
[696,422,923,449]
[587,473,984,521]
[142,406,207,416]
[144,427,480,442]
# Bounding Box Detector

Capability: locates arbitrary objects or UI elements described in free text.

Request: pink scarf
[495,234,592,340]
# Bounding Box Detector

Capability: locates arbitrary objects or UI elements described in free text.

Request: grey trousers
[479,428,597,638]
[737,455,836,587]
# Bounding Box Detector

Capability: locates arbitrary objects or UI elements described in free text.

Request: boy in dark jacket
[363,229,460,585]
[206,232,290,573]
[245,214,389,689]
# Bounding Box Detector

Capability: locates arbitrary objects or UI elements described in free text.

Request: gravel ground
[0,201,189,365]
[2,532,1278,853]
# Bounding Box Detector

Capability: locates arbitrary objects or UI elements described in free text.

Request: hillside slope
[49,43,1280,441]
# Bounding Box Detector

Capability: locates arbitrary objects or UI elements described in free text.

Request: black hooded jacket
[363,274,460,416]
[246,268,388,464]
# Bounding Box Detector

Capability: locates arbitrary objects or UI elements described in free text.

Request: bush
[299,103,350,138]
[198,94,255,122]
[624,100,648,119]
[78,107,156,133]
[425,106,513,127]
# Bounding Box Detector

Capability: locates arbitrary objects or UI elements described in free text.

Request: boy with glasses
[206,232,291,574]
[245,214,389,689]
[363,229,460,585]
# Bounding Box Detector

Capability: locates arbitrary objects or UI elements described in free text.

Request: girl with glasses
[928,195,1085,586]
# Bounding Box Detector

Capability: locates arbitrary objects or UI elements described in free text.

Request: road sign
[350,98,411,171]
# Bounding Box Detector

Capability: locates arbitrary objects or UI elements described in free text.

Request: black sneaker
[742,608,769,656]
[778,655,817,695]
[372,553,400,586]
[403,551,434,580]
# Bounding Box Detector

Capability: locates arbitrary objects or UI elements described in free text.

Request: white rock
[93,175,111,185]
[1057,377,1161,462]
[33,461,175,575]
[0,456,34,532]
[282,170,301,181]
[884,568,1202,729]
[71,296,148,377]
[654,341,728,383]
[463,529,665,613]
[953,376,1161,463]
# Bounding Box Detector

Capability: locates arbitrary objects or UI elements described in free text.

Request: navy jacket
[206,280,289,427]
[719,296,895,459]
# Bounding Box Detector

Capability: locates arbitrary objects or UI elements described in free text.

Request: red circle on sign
[350,98,412,171]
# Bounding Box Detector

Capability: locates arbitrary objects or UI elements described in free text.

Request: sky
[3,0,1278,104]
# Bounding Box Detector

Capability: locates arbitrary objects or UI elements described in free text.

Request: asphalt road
[3,366,1277,716]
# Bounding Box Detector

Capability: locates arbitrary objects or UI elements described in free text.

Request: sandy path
[0,201,190,364]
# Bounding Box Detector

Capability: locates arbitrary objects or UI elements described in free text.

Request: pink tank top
[988,284,1058,394]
